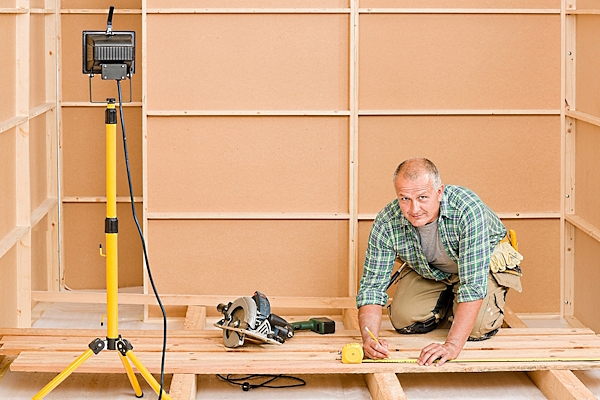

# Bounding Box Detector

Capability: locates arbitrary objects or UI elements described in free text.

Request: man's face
[394,173,443,227]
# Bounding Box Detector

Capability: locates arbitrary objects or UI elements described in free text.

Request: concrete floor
[1,299,598,399]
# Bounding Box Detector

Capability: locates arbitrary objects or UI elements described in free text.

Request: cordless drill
[291,317,335,334]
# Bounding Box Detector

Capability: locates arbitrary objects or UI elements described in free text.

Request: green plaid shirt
[357,185,506,308]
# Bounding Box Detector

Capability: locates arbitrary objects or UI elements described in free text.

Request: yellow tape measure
[341,343,600,364]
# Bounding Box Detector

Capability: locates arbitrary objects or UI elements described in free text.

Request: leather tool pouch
[492,270,522,293]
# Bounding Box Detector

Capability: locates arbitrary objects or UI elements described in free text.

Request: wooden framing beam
[566,109,600,128]
[31,291,356,308]
[565,214,600,243]
[503,306,594,399]
[358,212,561,220]
[147,212,351,220]
[169,305,203,399]
[365,373,407,400]
[528,370,596,400]
[359,109,561,115]
[358,8,560,14]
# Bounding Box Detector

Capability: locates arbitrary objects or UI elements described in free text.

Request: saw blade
[222,307,248,348]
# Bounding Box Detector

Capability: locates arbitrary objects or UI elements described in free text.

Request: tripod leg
[126,350,172,400]
[119,352,143,398]
[33,348,95,400]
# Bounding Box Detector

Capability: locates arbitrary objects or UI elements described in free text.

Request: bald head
[393,158,442,190]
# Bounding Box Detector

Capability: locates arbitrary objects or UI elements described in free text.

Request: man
[357,158,522,366]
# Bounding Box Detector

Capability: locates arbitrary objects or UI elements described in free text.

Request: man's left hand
[417,342,460,366]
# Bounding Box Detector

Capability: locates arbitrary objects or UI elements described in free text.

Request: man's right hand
[363,336,390,359]
[358,304,390,359]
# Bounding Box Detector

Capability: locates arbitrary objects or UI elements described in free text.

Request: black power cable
[217,374,306,391]
[117,80,168,399]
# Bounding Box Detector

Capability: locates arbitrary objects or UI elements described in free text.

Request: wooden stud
[565,214,600,243]
[148,110,350,116]
[348,0,359,297]
[62,196,143,203]
[147,212,351,220]
[358,8,560,14]
[359,109,561,115]
[502,306,528,329]
[364,373,407,400]
[358,212,561,221]
[562,0,577,319]
[169,374,197,400]
[566,110,600,127]
[528,370,596,400]
[31,291,357,308]
[182,306,206,331]
[142,0,149,322]
[342,307,359,330]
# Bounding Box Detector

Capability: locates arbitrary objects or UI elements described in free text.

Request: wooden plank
[0,226,29,260]
[365,372,407,400]
[31,291,357,308]
[148,110,351,116]
[61,196,143,203]
[358,8,560,14]
[359,109,561,115]
[169,374,196,400]
[566,109,600,128]
[169,306,203,399]
[0,115,28,134]
[182,306,206,330]
[528,370,596,400]
[342,308,360,330]
[5,331,600,355]
[147,212,351,220]
[11,350,600,375]
[503,306,529,328]
[566,214,600,243]
[358,212,561,220]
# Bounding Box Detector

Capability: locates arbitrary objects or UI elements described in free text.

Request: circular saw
[215,291,293,348]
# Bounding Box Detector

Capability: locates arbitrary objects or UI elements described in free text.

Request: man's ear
[437,184,444,202]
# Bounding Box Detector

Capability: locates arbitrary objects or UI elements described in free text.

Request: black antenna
[106,6,114,34]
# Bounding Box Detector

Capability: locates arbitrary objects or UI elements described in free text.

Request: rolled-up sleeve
[356,218,396,308]
[456,202,491,303]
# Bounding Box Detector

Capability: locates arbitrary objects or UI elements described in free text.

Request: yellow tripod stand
[34,99,172,399]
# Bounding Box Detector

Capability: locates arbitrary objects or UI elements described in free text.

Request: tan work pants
[388,269,508,340]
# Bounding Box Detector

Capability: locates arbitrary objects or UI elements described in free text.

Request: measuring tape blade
[342,343,600,364]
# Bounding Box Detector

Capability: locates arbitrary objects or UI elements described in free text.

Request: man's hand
[417,299,483,367]
[358,304,390,359]
[363,336,390,359]
[417,341,460,366]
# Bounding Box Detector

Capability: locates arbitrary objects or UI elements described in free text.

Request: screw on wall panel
[568,51,572,55]
[566,194,570,198]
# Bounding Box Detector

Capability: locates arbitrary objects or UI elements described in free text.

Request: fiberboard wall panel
[0,15,16,122]
[575,15,600,120]
[29,13,46,109]
[360,0,560,8]
[61,107,143,197]
[147,219,350,297]
[61,14,142,103]
[575,121,600,230]
[29,114,47,213]
[147,116,349,213]
[574,229,600,333]
[357,115,561,214]
[0,128,17,242]
[31,215,49,292]
[146,14,349,111]
[358,14,560,110]
[0,247,18,327]
[62,203,144,289]
[357,219,560,314]
[147,0,348,7]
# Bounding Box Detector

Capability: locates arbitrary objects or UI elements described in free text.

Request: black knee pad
[393,284,454,334]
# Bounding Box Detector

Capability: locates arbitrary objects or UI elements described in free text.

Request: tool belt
[490,239,523,293]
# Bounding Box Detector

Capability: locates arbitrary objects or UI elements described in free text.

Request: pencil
[365,327,390,358]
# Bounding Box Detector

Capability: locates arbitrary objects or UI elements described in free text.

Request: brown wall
[58,2,566,317]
